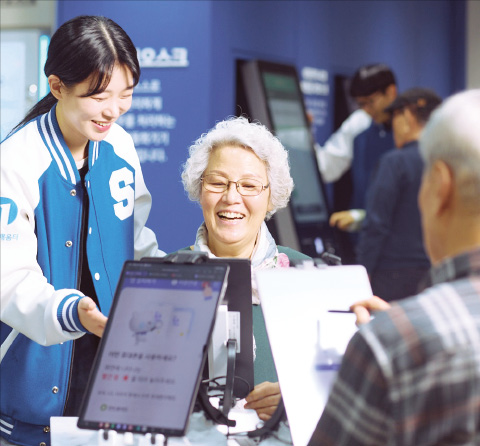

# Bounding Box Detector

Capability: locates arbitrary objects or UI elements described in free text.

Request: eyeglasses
[201,174,269,197]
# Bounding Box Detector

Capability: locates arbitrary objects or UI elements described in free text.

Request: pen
[328,309,353,314]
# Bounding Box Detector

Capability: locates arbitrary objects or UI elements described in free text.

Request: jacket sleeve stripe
[58,295,87,333]
[66,299,83,332]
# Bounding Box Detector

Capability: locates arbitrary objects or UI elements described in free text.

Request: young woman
[1,15,164,446]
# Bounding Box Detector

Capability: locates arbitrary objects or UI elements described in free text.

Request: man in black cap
[356,88,442,301]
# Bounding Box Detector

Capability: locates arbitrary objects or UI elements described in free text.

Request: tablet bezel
[77,259,229,437]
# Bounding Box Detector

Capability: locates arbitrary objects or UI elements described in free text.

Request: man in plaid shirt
[309,89,480,446]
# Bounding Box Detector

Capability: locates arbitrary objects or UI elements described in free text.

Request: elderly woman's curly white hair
[181,116,293,219]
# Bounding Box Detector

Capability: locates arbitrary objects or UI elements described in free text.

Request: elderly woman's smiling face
[199,144,273,258]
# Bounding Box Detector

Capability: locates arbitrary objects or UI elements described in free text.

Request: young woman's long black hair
[13,15,140,131]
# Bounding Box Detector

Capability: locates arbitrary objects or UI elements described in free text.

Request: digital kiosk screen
[262,72,328,225]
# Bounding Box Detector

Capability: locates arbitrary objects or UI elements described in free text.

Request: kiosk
[236,59,337,258]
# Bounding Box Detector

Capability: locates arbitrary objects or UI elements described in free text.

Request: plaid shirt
[309,247,480,446]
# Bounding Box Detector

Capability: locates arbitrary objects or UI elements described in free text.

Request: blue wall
[57,0,465,253]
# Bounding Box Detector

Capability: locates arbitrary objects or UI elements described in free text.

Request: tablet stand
[142,251,238,427]
[247,397,286,440]
[196,383,236,427]
[193,335,238,427]
[222,338,237,417]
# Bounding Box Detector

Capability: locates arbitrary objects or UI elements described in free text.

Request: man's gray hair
[419,89,480,210]
[181,116,293,219]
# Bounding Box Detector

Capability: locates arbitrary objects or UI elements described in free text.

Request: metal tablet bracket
[222,338,237,417]
[142,251,237,428]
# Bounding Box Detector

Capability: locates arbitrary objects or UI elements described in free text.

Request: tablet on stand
[77,259,230,443]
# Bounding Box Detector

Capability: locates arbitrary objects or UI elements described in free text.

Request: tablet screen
[77,260,229,437]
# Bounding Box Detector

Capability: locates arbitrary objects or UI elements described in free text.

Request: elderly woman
[180,116,310,421]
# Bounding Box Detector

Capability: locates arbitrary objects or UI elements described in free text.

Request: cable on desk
[203,375,252,395]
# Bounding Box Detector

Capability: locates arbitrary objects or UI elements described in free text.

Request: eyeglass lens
[202,174,265,196]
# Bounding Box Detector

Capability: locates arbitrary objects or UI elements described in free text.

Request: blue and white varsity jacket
[0,106,165,446]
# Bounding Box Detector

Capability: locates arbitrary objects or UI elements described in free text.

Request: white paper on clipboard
[256,265,372,446]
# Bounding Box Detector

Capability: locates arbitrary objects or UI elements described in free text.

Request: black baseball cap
[385,87,442,122]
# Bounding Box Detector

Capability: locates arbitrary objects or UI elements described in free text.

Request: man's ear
[386,84,397,101]
[431,160,454,216]
[48,75,64,100]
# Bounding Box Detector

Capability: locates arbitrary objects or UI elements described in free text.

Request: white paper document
[256,265,372,446]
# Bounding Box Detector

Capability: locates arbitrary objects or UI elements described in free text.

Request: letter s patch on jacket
[109,167,134,221]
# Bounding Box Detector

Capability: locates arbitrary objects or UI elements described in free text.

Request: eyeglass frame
[201,173,270,197]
